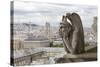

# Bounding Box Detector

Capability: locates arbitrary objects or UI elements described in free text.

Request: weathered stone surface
[59,13,85,54]
[55,45,97,63]
[64,52,97,58]
[59,15,73,53]
[85,45,97,52]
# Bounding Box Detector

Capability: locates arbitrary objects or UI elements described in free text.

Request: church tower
[45,22,53,42]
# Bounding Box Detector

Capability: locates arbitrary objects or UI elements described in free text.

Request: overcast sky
[13,1,98,28]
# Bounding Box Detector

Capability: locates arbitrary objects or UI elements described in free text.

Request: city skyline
[13,1,97,28]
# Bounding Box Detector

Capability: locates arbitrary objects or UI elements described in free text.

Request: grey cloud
[13,1,98,27]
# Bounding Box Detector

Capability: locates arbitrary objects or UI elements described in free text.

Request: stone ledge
[64,52,97,59]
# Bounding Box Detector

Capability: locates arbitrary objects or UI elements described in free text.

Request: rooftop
[24,34,49,41]
[13,47,65,59]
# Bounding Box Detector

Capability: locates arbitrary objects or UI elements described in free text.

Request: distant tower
[27,21,33,39]
[45,22,53,42]
[92,16,97,41]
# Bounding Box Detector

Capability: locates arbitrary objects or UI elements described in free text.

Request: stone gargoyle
[59,13,85,54]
